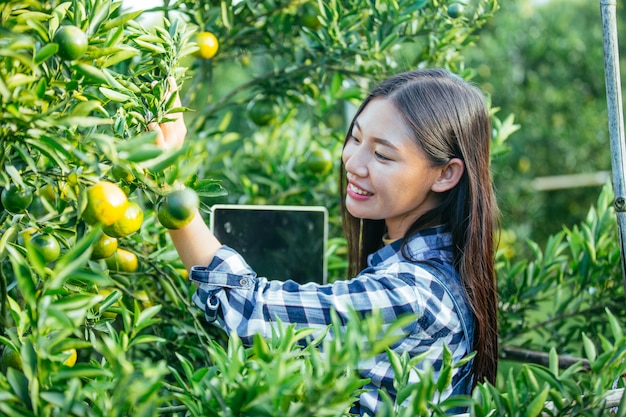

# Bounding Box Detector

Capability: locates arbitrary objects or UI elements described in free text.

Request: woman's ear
[431,158,465,193]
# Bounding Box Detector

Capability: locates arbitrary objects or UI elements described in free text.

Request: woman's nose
[343,146,368,177]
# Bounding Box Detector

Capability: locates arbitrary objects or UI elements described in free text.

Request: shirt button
[240,278,248,286]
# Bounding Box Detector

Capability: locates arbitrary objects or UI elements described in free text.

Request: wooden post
[600,0,626,303]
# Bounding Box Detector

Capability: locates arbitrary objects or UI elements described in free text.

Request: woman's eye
[349,135,360,144]
[375,152,392,161]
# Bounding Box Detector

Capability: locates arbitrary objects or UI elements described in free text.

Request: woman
[157,68,499,415]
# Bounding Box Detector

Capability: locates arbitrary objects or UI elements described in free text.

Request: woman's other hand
[150,76,187,150]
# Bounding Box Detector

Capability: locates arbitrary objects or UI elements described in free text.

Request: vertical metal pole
[600,0,626,301]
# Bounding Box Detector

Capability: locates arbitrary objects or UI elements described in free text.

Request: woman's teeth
[350,184,371,195]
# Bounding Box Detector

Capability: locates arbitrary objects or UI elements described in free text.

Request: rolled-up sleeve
[189,246,421,344]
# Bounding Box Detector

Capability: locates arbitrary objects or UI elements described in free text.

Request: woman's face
[342,97,443,239]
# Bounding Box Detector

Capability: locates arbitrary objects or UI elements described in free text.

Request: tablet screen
[210,205,328,284]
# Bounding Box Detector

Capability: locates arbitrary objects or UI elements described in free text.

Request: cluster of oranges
[2,179,198,272]
[82,181,199,271]
[78,181,141,272]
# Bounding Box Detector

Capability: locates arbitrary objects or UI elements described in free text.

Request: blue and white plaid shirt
[190,226,474,416]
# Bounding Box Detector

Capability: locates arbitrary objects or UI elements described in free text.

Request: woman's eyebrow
[353,120,400,151]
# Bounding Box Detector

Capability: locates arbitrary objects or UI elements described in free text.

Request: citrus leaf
[88,1,111,36]
[132,305,162,335]
[101,9,143,31]
[524,385,550,417]
[132,39,166,54]
[128,334,166,348]
[117,130,158,152]
[99,86,132,102]
[120,145,163,163]
[139,147,185,171]
[99,47,138,68]
[73,63,110,85]
[6,368,31,409]
[49,294,96,312]
[0,225,18,261]
[7,246,37,311]
[34,43,58,64]
[582,333,596,362]
[23,138,69,172]
[51,363,114,382]
[56,116,113,127]
[51,228,101,288]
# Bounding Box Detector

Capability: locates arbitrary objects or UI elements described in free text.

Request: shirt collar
[368,226,454,267]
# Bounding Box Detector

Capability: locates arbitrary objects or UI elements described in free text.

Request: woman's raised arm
[151,78,221,271]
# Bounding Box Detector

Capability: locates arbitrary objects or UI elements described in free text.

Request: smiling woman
[154,68,499,416]
[342,98,463,239]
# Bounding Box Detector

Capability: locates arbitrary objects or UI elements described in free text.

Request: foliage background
[1,0,626,415]
[466,0,626,251]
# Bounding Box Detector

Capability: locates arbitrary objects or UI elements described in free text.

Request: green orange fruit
[1,184,33,214]
[91,233,118,260]
[248,99,278,126]
[82,181,128,226]
[105,248,138,272]
[30,233,61,263]
[102,201,144,238]
[157,188,199,230]
[447,3,465,18]
[54,25,88,61]
[300,3,322,30]
[305,148,333,174]
[0,348,23,373]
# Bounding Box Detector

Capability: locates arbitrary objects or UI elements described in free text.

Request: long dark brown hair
[339,68,499,385]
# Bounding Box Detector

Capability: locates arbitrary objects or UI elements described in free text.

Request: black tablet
[210,204,328,284]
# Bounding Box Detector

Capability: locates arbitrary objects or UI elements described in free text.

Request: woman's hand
[148,77,222,271]
[150,76,187,150]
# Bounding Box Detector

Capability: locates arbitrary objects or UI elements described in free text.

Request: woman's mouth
[347,183,373,199]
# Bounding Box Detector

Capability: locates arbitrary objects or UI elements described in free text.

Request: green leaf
[34,43,58,64]
[88,1,111,36]
[51,228,101,288]
[133,39,166,54]
[49,294,96,312]
[51,363,114,382]
[7,246,37,311]
[132,304,162,335]
[117,131,158,152]
[139,147,185,171]
[73,63,110,85]
[6,368,31,409]
[120,145,163,163]
[0,225,18,260]
[5,165,26,188]
[523,385,550,417]
[56,116,113,127]
[24,137,71,172]
[582,332,597,362]
[100,47,139,68]
[380,32,399,51]
[548,348,559,376]
[128,334,166,348]
[252,333,272,362]
[606,308,624,342]
[101,9,143,31]
[99,86,132,102]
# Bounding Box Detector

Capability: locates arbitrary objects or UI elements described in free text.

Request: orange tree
[6,0,624,416]
[0,1,221,414]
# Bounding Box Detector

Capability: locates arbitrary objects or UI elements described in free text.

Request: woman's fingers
[151,77,187,150]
